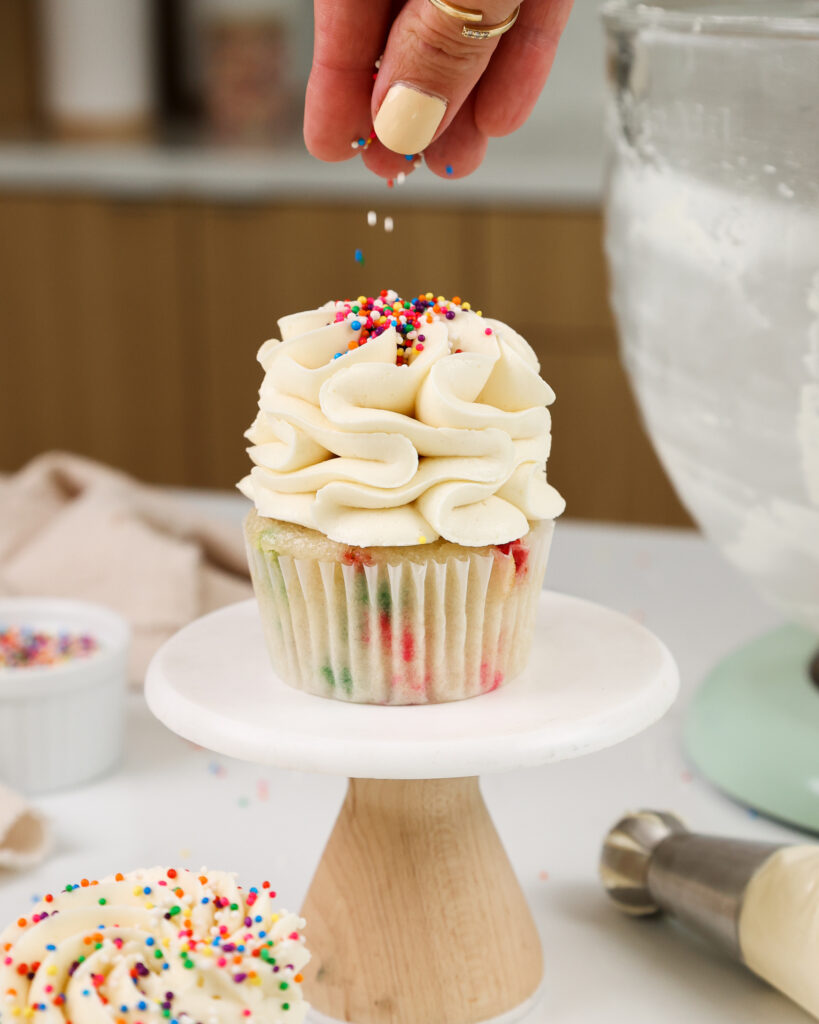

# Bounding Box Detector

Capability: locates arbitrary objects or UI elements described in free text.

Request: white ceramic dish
[0,597,130,794]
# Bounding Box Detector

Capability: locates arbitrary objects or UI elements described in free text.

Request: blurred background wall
[0,0,689,527]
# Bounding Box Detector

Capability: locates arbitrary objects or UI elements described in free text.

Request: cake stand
[146,592,678,1024]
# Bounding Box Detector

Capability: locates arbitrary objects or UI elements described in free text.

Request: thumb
[372,0,518,155]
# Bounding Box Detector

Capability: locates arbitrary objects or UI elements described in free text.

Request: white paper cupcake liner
[246,520,553,705]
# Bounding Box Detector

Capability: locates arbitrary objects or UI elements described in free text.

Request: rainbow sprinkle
[350,131,376,151]
[0,626,99,669]
[330,289,481,365]
[2,868,306,1021]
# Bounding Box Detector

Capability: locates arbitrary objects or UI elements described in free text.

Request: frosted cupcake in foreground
[0,867,309,1022]
[240,290,565,705]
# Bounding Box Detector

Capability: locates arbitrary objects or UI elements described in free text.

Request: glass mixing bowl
[602,0,819,634]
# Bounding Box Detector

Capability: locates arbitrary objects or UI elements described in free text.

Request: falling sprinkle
[367,210,377,227]
[354,248,364,264]
[384,217,394,233]
[445,164,454,176]
[238,797,250,809]
[396,172,406,185]
[257,779,270,802]
[208,761,226,777]
[538,870,550,882]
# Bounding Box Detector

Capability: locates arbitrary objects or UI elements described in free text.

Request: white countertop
[0,496,807,1023]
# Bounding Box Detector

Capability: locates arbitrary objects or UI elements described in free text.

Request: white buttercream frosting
[739,846,819,1019]
[239,292,565,547]
[0,867,309,1023]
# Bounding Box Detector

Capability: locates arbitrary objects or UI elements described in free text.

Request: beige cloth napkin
[0,452,252,684]
[0,782,51,869]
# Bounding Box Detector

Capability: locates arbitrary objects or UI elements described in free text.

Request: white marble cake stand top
[145,592,678,780]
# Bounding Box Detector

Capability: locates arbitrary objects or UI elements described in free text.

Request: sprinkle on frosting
[240,290,565,547]
[0,627,99,669]
[329,290,474,365]
[0,867,309,1023]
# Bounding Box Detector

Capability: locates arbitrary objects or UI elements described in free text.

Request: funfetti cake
[0,867,309,1023]
[240,290,565,705]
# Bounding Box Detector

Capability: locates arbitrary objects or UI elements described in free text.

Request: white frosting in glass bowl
[239,293,565,547]
[0,867,309,1023]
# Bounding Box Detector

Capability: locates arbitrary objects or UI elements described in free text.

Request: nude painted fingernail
[374,83,447,155]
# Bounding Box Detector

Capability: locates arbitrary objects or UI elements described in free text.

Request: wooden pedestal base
[301,777,543,1024]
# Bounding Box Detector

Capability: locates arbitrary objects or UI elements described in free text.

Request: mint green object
[686,625,819,834]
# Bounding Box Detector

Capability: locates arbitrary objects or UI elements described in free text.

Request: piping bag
[601,811,819,1020]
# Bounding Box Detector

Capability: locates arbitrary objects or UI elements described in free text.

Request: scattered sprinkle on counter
[0,626,99,669]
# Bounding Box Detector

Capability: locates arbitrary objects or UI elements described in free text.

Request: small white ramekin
[0,598,130,795]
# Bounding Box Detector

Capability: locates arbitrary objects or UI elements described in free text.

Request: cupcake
[240,290,565,705]
[0,867,309,1023]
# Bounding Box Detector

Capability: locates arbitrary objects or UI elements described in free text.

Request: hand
[304,0,574,180]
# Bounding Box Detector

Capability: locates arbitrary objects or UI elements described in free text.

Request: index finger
[304,0,393,162]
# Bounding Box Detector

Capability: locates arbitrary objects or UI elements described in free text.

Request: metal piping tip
[600,810,688,916]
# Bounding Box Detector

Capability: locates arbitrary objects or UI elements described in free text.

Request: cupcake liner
[245,520,553,705]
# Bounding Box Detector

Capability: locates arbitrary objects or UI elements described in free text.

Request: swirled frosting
[0,867,309,1023]
[239,291,565,547]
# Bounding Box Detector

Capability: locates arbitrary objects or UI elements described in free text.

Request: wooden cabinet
[0,1,38,136]
[0,194,689,526]
[0,196,195,482]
